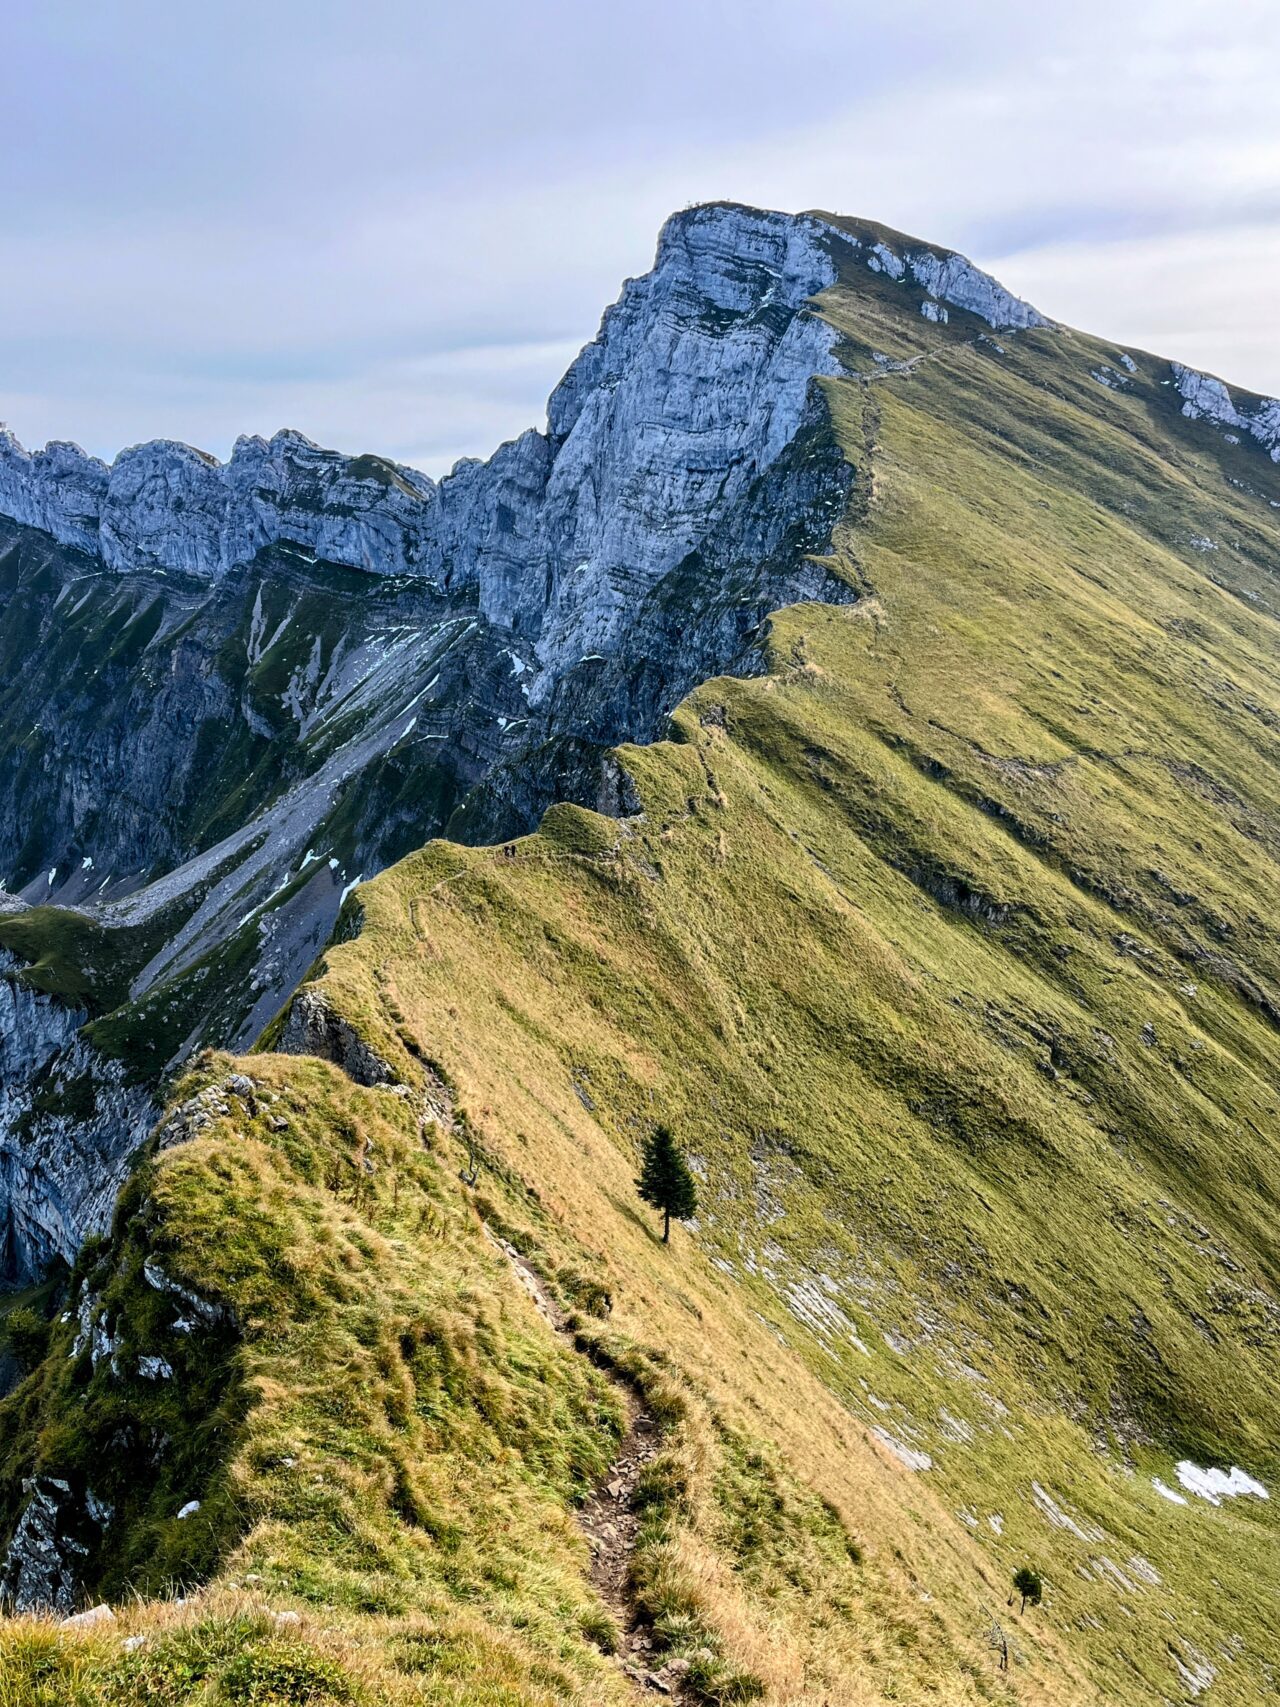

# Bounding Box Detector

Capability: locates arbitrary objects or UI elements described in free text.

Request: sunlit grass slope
[280,284,1280,1699]
[4,249,1280,1704]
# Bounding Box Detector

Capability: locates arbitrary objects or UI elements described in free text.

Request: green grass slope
[3,252,1279,1704]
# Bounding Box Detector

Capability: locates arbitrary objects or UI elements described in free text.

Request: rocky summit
[0,203,1278,1707]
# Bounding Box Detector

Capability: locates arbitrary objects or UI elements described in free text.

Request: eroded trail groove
[483,1227,687,1699]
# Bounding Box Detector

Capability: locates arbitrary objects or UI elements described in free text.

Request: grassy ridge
[3,266,1280,1702]
[0,1048,968,1706]
[259,303,1280,1698]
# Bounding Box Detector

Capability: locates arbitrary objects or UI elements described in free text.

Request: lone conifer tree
[636,1123,698,1243]
[1011,1566,1042,1614]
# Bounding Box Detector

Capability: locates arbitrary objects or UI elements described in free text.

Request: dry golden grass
[6,255,1280,1706]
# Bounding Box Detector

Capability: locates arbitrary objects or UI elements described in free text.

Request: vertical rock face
[0,953,156,1280]
[0,205,843,605]
[518,206,844,672]
[0,204,1051,604]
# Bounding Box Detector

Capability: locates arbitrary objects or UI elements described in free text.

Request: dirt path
[483,1228,687,1698]
[846,330,985,386]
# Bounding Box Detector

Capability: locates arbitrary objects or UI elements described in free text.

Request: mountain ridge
[0,198,1047,581]
[1,200,1278,1707]
[0,202,861,1282]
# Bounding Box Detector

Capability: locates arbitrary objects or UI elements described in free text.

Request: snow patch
[1152,1478,1188,1506]
[1175,1461,1268,1504]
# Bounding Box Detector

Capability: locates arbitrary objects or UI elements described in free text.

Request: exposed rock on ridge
[0,427,438,580]
[277,989,396,1087]
[1171,361,1280,460]
[0,205,844,603]
[845,228,1050,330]
[0,1476,87,1614]
[426,205,846,680]
[0,203,1047,595]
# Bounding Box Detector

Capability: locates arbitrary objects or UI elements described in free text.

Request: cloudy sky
[3,1,1278,477]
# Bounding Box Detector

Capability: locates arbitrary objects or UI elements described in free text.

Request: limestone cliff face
[0,203,1047,602]
[0,427,439,581]
[0,203,1056,1285]
[0,207,840,606]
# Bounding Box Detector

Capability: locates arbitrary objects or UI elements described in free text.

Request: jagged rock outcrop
[846,227,1050,330]
[0,203,1044,603]
[1171,361,1280,460]
[277,989,396,1086]
[0,1476,87,1614]
[0,206,843,605]
[0,427,438,581]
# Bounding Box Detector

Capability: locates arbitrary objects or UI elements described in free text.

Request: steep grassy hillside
[3,245,1279,1704]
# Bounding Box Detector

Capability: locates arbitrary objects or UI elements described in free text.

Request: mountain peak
[0,203,1049,587]
[654,201,1051,332]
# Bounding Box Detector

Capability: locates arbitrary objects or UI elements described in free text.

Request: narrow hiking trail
[482,1227,690,1699]
[846,330,986,386]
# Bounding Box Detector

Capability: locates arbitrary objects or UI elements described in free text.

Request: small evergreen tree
[636,1123,698,1243]
[1011,1566,1042,1614]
